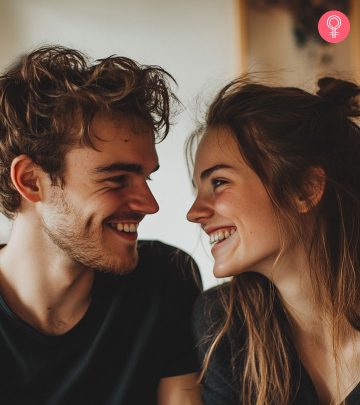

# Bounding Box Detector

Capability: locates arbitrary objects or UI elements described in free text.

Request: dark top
[0,240,202,405]
[193,284,360,405]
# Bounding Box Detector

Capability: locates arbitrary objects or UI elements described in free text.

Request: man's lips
[106,222,139,232]
[105,223,138,242]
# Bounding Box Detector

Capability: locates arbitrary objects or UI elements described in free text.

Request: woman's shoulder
[192,282,238,350]
[192,281,248,352]
[192,283,243,403]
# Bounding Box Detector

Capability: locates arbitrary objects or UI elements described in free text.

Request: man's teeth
[209,228,236,245]
[109,223,139,233]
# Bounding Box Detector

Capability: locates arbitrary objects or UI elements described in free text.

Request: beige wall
[243,2,359,90]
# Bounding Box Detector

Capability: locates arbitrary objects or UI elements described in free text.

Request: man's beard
[40,187,139,275]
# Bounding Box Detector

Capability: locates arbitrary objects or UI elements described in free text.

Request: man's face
[40,112,159,274]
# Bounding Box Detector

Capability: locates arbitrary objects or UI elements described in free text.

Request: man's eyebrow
[192,164,234,188]
[92,162,160,175]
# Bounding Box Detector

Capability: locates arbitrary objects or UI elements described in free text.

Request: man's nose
[128,181,159,214]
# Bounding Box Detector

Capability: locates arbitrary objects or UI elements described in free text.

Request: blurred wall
[0,0,242,289]
[245,2,360,89]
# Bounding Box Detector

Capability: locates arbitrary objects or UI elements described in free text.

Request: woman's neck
[268,246,360,404]
[268,245,348,346]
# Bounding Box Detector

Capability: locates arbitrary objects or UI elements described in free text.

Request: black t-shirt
[0,240,202,405]
[193,284,360,405]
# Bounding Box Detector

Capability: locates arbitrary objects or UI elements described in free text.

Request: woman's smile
[187,126,281,278]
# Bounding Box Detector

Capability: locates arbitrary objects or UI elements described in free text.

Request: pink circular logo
[318,10,350,43]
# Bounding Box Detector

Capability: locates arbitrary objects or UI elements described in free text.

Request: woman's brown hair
[187,76,360,404]
[0,45,178,219]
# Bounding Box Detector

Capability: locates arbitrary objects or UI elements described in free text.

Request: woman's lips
[210,228,237,254]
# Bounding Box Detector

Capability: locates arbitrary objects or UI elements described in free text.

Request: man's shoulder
[137,239,191,261]
[137,240,202,288]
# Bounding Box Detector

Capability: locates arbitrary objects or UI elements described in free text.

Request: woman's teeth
[109,223,138,233]
[209,228,236,245]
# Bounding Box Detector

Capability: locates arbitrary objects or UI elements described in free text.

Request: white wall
[0,0,241,289]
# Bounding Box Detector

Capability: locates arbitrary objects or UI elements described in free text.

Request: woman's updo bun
[317,77,360,118]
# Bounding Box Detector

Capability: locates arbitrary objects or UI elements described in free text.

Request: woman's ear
[10,155,43,204]
[295,167,326,214]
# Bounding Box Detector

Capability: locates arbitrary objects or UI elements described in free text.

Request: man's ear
[10,155,43,203]
[295,167,326,214]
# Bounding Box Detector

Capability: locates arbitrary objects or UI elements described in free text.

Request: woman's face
[187,127,282,278]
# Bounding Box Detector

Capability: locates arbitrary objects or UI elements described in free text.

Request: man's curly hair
[0,45,178,219]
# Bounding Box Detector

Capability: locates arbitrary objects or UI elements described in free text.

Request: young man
[0,46,202,405]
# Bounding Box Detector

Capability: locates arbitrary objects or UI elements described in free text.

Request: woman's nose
[187,195,212,223]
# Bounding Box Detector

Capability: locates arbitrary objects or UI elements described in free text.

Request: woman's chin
[213,262,238,278]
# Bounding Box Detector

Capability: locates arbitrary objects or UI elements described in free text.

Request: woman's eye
[146,175,153,181]
[211,178,227,189]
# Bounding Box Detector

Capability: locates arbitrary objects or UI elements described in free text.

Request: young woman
[187,77,360,405]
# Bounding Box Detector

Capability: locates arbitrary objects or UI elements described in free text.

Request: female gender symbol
[327,15,341,38]
[318,10,350,44]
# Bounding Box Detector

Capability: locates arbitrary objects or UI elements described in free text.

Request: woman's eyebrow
[191,164,234,188]
[200,164,234,181]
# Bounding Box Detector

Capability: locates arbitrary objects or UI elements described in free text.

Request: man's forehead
[63,111,157,174]
[91,111,154,141]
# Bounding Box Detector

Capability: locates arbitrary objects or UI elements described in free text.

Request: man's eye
[211,178,227,189]
[108,175,128,186]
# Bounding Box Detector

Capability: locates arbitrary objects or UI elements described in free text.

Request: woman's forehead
[196,127,240,162]
[193,126,247,181]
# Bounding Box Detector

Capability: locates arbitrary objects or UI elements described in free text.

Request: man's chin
[93,249,139,276]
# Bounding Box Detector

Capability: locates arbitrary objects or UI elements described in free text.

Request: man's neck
[0,216,94,335]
